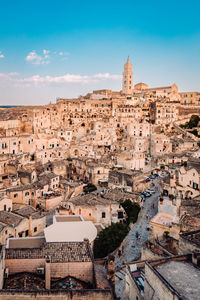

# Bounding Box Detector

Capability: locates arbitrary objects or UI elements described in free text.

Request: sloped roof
[6,241,92,262]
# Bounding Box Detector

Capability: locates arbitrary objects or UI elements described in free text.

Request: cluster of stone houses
[0,58,199,298]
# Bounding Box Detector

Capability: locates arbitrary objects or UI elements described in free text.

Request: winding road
[115,178,161,299]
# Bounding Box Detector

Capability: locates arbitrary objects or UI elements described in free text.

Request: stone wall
[50,262,93,283]
[179,235,200,254]
[5,258,45,274]
[0,290,112,300]
[0,247,5,289]
[5,259,93,284]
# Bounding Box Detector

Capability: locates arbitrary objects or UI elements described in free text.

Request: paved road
[115,179,161,300]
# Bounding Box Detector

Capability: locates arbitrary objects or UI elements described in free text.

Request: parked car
[146,189,155,195]
[160,172,167,178]
[144,191,151,197]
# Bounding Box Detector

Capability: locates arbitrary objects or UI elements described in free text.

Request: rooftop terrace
[155,260,200,300]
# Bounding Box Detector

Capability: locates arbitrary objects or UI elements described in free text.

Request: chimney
[45,257,51,289]
[192,251,200,266]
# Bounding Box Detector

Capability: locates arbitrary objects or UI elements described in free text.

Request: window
[97,170,100,174]
[18,232,23,237]
[4,205,6,211]
[34,227,37,232]
[25,230,29,237]
[25,192,29,196]
[5,230,7,235]
[102,212,106,218]
[14,193,18,198]
[118,211,124,219]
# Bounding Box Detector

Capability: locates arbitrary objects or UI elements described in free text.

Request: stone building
[60,192,126,227]
[0,238,113,299]
[126,254,200,300]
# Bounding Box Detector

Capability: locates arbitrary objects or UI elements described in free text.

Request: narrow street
[115,179,161,300]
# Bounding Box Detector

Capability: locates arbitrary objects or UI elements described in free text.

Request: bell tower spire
[122,57,133,95]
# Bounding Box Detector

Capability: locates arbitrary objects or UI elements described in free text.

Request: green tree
[120,199,141,224]
[190,129,198,137]
[93,222,129,258]
[188,115,200,129]
[84,183,97,193]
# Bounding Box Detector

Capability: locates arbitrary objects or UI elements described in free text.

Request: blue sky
[0,0,200,105]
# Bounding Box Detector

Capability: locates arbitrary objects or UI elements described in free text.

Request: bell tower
[122,57,133,95]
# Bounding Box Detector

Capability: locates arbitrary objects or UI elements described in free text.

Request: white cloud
[43,49,50,59]
[0,52,4,59]
[59,51,69,56]
[58,51,70,61]
[93,73,122,80]
[8,72,20,76]
[0,72,122,87]
[26,50,50,65]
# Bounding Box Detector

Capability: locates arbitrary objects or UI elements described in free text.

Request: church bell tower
[122,57,133,95]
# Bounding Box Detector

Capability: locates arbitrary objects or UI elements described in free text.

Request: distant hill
[0,105,24,108]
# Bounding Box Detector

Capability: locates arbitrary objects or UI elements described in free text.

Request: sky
[0,0,200,105]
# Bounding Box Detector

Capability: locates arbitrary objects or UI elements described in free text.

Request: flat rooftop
[155,260,200,300]
[55,215,82,222]
[151,212,175,226]
[8,237,45,249]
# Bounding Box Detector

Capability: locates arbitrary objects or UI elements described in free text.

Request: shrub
[84,183,97,193]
